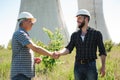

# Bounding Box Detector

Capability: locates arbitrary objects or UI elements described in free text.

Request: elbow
[65,48,70,54]
[67,49,70,53]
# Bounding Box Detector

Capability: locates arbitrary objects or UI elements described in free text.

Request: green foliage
[0,49,11,80]
[43,27,64,51]
[97,45,120,80]
[0,28,120,79]
[0,43,120,80]
[104,40,114,52]
[117,42,120,46]
[0,45,4,50]
[67,69,74,80]
[35,27,64,72]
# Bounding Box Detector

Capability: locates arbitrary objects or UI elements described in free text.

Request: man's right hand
[52,51,60,59]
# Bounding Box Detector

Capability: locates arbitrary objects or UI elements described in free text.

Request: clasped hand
[51,51,60,59]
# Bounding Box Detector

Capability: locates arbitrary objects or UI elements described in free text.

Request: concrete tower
[78,0,110,40]
[16,0,69,44]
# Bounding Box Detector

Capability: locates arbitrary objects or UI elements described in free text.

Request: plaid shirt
[11,27,35,78]
[66,27,106,61]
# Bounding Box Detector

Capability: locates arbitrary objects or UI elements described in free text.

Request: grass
[97,46,120,80]
[0,49,11,80]
[0,45,120,80]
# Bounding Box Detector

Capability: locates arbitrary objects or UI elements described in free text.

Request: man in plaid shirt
[55,9,107,80]
[11,12,58,80]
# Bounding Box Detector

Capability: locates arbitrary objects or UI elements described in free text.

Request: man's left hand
[34,57,42,64]
[100,66,106,77]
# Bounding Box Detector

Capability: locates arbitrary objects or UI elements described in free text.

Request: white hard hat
[18,12,36,23]
[76,9,91,19]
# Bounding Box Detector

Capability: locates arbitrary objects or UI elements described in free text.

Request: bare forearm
[100,55,106,67]
[27,43,52,57]
[58,48,70,56]
[35,46,52,56]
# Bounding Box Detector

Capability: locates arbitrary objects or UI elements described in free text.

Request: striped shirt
[66,27,107,61]
[11,27,35,78]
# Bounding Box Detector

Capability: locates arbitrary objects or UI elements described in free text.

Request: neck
[20,26,27,31]
[81,25,88,33]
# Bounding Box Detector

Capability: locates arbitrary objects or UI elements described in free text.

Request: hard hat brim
[18,18,37,23]
[30,18,37,23]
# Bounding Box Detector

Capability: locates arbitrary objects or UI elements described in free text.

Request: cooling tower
[78,0,110,40]
[16,0,69,44]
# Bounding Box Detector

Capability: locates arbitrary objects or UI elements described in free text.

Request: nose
[31,23,34,25]
[77,19,82,23]
[77,20,82,24]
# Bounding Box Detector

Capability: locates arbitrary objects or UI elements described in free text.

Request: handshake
[51,51,61,59]
[34,51,61,64]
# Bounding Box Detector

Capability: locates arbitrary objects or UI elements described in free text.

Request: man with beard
[55,9,107,80]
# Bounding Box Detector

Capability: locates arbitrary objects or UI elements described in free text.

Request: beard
[78,20,85,29]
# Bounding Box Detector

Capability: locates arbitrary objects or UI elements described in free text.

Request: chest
[75,31,97,47]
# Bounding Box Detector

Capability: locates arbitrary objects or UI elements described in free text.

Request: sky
[0,0,120,47]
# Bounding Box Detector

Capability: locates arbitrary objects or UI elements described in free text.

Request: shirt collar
[19,27,29,36]
[79,26,91,33]
[87,27,91,31]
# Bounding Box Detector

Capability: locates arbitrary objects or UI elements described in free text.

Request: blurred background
[0,0,120,46]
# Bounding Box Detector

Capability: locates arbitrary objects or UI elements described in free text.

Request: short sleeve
[15,32,31,47]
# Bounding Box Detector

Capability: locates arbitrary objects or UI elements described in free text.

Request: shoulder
[71,30,79,37]
[89,27,97,32]
[14,29,27,37]
[13,30,29,40]
[72,30,80,35]
[89,27,102,34]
